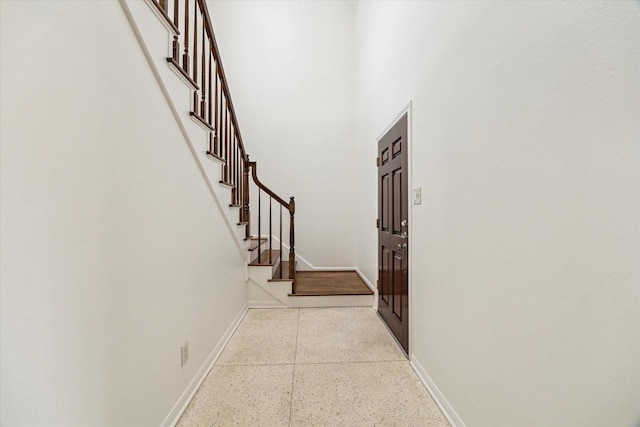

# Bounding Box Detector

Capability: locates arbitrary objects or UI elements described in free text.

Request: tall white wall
[0,1,246,425]
[207,0,357,268]
[355,1,640,426]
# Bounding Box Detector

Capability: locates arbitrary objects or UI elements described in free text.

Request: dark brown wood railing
[151,0,296,286]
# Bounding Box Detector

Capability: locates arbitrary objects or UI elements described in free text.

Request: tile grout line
[215,362,296,367]
[288,308,301,427]
[214,359,406,368]
[292,359,407,366]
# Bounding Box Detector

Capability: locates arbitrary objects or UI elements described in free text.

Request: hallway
[177,307,450,426]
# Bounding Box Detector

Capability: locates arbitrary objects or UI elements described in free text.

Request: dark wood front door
[378,113,409,353]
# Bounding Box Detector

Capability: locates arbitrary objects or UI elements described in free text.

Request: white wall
[0,1,246,425]
[207,0,357,268]
[355,1,640,426]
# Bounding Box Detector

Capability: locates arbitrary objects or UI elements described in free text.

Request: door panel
[381,247,391,305]
[382,175,390,231]
[378,114,409,353]
[393,169,402,234]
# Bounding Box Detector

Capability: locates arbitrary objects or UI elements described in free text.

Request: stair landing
[292,271,373,296]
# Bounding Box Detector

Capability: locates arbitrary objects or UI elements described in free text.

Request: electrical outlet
[181,340,189,367]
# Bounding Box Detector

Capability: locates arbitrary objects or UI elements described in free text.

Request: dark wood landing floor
[293,271,373,296]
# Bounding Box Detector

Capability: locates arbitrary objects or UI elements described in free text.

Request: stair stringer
[247,262,292,306]
[121,0,249,260]
[123,0,374,310]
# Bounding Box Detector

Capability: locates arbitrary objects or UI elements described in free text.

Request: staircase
[122,0,373,308]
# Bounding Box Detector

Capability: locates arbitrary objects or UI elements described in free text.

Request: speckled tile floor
[176,307,450,427]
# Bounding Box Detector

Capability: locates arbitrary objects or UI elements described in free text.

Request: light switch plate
[413,188,422,205]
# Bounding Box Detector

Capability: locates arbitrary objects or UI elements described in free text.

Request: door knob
[397,243,407,250]
[400,231,408,239]
[401,219,408,227]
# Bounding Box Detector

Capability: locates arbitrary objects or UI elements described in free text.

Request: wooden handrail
[196,0,248,163]
[248,162,290,210]
[249,160,296,285]
[149,0,296,284]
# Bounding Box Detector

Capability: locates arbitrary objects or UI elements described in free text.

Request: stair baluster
[182,0,189,72]
[154,0,295,284]
[172,1,179,61]
[269,196,273,264]
[279,205,283,279]
[257,188,262,264]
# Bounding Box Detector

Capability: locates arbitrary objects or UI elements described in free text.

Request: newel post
[288,197,296,288]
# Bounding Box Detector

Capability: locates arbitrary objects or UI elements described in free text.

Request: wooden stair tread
[249,249,280,266]
[270,260,296,281]
[166,57,199,89]
[292,271,373,296]
[248,238,267,252]
[207,151,226,163]
[190,111,215,131]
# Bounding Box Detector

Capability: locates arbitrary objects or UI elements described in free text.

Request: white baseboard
[410,355,465,427]
[161,302,250,427]
[354,268,375,293]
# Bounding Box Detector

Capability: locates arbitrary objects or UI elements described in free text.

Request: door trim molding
[376,101,413,352]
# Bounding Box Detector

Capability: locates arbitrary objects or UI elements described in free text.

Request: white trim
[311,266,361,272]
[167,60,198,90]
[267,235,314,271]
[290,294,373,308]
[376,101,413,141]
[406,102,414,357]
[354,268,375,293]
[410,355,466,427]
[355,267,378,310]
[161,302,250,427]
[142,0,179,35]
[190,114,215,133]
[206,152,226,165]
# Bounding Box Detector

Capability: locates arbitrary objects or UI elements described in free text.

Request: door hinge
[376,280,380,290]
[376,157,380,167]
[376,218,380,229]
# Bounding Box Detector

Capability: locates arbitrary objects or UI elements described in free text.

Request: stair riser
[290,294,374,308]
